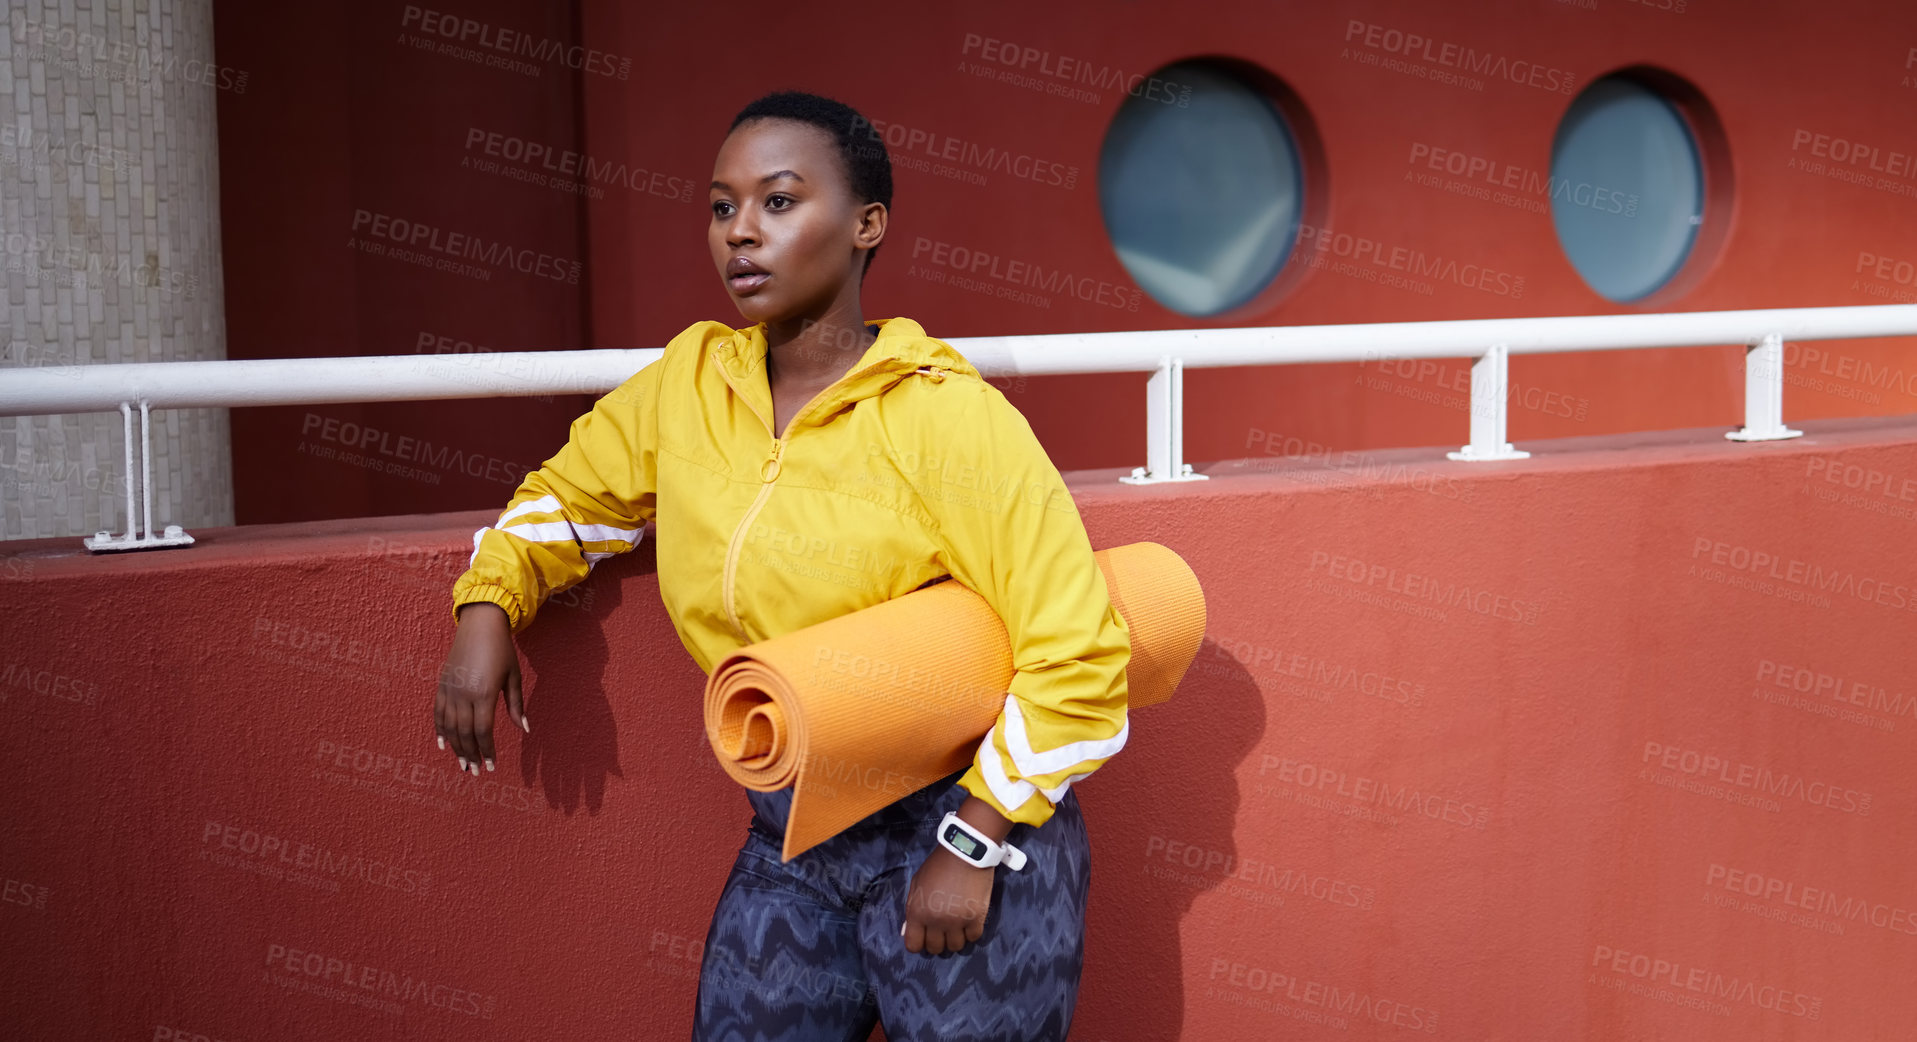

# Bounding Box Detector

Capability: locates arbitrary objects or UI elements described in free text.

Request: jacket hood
[711,317,982,427]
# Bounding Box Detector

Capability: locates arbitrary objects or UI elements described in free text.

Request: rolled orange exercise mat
[704,541,1207,861]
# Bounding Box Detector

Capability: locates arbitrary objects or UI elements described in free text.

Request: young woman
[434,91,1132,1042]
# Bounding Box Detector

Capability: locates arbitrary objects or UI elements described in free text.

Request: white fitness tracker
[936,811,1027,871]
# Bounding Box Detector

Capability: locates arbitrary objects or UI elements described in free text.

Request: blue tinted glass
[1098,63,1303,316]
[1550,78,1704,302]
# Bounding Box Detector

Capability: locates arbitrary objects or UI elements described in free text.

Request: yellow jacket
[450,317,1131,827]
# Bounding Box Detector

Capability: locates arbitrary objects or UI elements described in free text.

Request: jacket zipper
[722,437,783,642]
[714,351,944,643]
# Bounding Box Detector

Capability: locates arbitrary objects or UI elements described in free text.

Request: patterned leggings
[690,770,1090,1042]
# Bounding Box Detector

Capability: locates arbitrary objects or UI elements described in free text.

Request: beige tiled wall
[2,0,233,540]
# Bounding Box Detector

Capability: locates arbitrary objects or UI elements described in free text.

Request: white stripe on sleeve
[999,695,1129,780]
[975,725,1038,812]
[498,520,644,546]
[497,495,562,526]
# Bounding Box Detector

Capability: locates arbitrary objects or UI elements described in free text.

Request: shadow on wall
[853,644,1262,1042]
[1112,637,1267,1040]
[497,535,655,817]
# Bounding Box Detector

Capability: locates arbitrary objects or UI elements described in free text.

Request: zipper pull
[760,439,785,482]
[915,366,946,383]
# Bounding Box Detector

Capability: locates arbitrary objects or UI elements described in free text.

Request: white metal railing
[3,304,1915,550]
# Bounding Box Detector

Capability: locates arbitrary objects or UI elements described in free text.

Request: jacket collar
[712,317,981,431]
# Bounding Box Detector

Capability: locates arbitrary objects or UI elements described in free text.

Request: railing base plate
[1724,427,1804,442]
[1446,443,1531,462]
[84,526,196,553]
[1120,465,1211,485]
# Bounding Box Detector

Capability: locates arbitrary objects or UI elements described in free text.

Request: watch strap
[937,811,1027,872]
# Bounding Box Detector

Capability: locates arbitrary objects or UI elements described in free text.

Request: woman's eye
[766,194,793,210]
[711,201,734,218]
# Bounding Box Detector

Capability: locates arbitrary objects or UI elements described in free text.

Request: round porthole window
[1098,61,1305,316]
[1550,75,1706,303]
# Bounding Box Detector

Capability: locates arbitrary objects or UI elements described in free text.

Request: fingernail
[437,736,446,750]
[899,922,906,936]
[485,758,495,772]
[458,757,468,772]
[521,717,531,735]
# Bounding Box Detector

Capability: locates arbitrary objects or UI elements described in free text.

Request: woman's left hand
[901,846,995,955]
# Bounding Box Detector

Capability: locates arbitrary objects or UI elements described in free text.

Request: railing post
[1725,332,1804,442]
[1121,357,1209,484]
[83,399,194,553]
[1447,344,1530,462]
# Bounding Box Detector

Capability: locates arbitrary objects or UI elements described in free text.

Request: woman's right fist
[435,602,528,777]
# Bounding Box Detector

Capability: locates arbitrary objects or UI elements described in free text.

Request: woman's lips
[728,272,770,294]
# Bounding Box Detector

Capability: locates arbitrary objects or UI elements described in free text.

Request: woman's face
[708,119,883,326]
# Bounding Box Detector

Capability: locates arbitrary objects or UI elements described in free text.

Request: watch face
[943,823,985,860]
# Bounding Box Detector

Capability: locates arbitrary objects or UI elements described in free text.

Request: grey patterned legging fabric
[691,770,1090,1042]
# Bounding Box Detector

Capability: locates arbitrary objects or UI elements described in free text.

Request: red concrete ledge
[4,415,1916,1040]
[9,414,1916,575]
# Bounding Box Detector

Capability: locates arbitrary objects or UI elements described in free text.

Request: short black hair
[729,91,893,274]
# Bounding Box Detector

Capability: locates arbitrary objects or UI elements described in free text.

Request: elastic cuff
[957,766,1055,829]
[451,583,525,632]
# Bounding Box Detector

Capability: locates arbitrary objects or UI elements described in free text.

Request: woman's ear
[855,201,887,252]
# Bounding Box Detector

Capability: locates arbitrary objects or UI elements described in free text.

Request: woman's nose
[728,205,762,248]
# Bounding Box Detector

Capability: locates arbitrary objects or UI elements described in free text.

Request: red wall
[213,0,1917,525]
[6,416,1917,1040]
[212,0,598,524]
